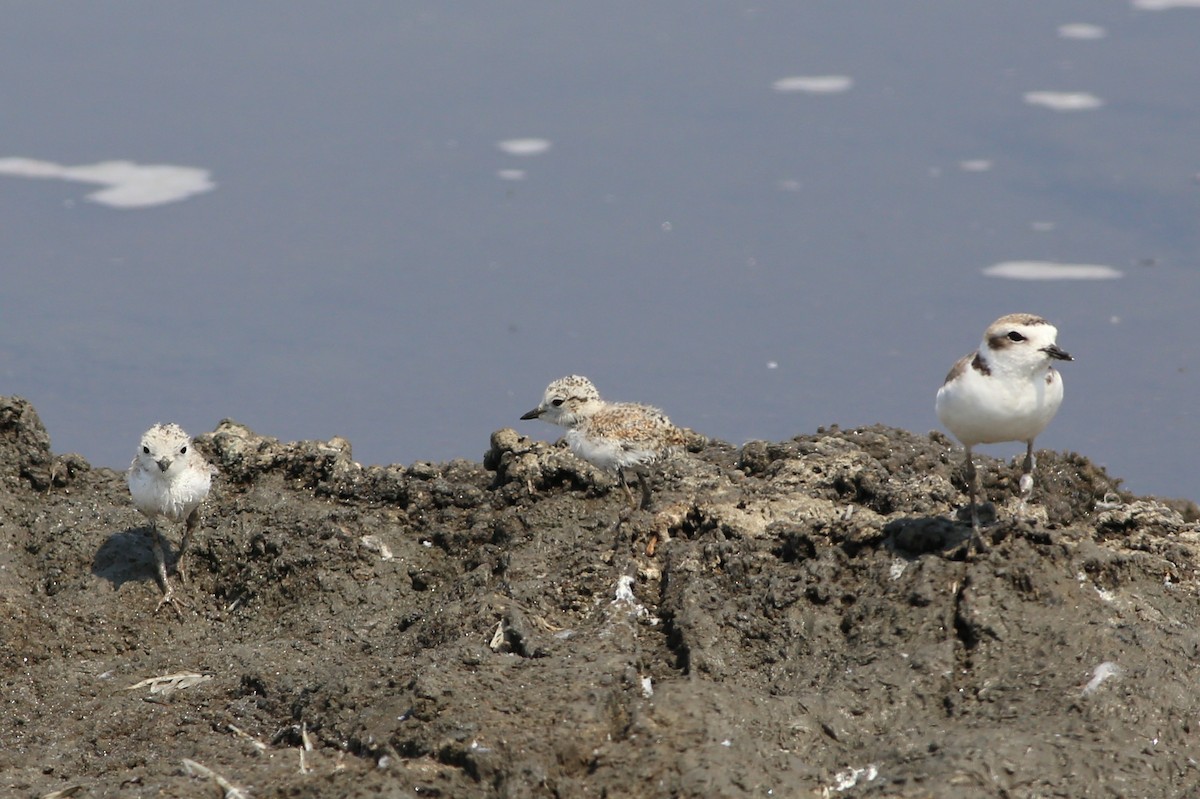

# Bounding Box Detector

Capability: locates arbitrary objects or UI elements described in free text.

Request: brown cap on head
[991,312,1049,327]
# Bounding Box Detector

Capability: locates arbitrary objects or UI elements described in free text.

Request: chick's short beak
[157,458,172,472]
[1042,344,1073,361]
[519,407,542,421]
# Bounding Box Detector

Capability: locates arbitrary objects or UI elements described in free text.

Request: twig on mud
[359,534,394,560]
[534,614,563,632]
[182,758,250,799]
[488,620,505,651]
[298,721,314,774]
[123,672,212,697]
[227,723,269,753]
[40,786,85,799]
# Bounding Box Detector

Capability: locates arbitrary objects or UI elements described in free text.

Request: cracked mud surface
[3,395,1200,798]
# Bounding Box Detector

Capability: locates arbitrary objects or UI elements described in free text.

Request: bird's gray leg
[633,464,653,511]
[150,521,176,611]
[613,468,637,534]
[1017,440,1036,517]
[617,467,638,511]
[964,446,987,552]
[177,507,201,585]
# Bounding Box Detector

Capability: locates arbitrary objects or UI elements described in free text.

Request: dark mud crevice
[951,574,979,654]
[659,614,692,675]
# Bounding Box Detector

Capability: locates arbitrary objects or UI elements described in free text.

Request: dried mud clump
[0,396,87,490]
[3,396,1200,798]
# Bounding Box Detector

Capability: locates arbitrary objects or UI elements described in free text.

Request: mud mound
[3,397,1199,798]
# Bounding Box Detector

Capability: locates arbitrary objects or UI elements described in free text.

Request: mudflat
[2,396,1197,798]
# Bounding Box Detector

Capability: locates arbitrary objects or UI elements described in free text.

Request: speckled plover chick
[936,314,1073,549]
[521,375,687,511]
[128,423,214,611]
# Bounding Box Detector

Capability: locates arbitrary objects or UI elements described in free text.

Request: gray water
[2,2,1197,500]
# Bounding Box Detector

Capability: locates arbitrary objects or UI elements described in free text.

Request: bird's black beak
[1042,344,1073,361]
[520,408,542,421]
[157,458,172,472]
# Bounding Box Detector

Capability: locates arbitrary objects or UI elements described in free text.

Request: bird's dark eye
[551,398,565,407]
[1007,331,1026,342]
[180,445,187,454]
[142,445,150,454]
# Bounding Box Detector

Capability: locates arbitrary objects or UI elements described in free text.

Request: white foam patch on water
[958,159,993,172]
[1133,0,1200,9]
[496,169,527,181]
[0,157,215,208]
[1024,91,1104,111]
[496,138,552,156]
[772,75,853,94]
[1058,23,1107,39]
[983,261,1124,281]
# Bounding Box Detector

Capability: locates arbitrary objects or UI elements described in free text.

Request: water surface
[1,2,1197,499]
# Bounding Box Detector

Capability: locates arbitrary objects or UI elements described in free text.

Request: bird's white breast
[128,463,212,522]
[565,428,659,471]
[936,365,1063,447]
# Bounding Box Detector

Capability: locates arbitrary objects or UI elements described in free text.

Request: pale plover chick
[936,314,1073,549]
[520,375,687,511]
[127,423,215,611]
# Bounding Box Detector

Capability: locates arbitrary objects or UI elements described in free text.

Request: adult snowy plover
[128,423,214,611]
[520,375,686,510]
[935,314,1073,547]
